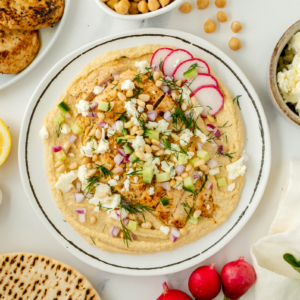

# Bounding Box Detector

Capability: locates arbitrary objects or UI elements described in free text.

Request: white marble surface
[0,0,299,298]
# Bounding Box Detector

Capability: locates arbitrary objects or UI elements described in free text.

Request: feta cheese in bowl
[267,20,300,127]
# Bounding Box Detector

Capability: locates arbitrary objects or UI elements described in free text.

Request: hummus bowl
[19,28,271,276]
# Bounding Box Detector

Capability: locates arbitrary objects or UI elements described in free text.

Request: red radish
[185,73,218,93]
[162,49,193,77]
[173,58,210,80]
[221,256,256,300]
[188,263,221,300]
[191,85,224,117]
[157,282,192,300]
[151,48,173,70]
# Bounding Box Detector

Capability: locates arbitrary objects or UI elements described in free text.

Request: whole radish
[188,263,221,300]
[157,282,192,300]
[221,256,256,300]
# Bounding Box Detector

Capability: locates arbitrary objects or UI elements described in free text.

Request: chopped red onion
[114,154,124,166]
[153,64,158,71]
[78,214,85,223]
[197,143,203,151]
[109,226,120,237]
[113,167,123,174]
[147,110,158,121]
[206,182,213,190]
[161,85,170,93]
[171,227,180,238]
[211,140,218,147]
[97,122,106,127]
[52,146,62,152]
[89,102,98,110]
[218,145,224,153]
[76,208,86,214]
[164,111,172,122]
[207,159,218,169]
[88,112,97,118]
[117,148,125,156]
[74,193,84,203]
[122,218,130,226]
[193,174,201,180]
[206,124,216,131]
[68,134,77,144]
[167,91,172,95]
[112,123,117,130]
[175,164,186,175]
[170,235,177,243]
[161,181,170,191]
[215,129,221,139]
[124,154,130,163]
[124,201,131,205]
[115,211,120,218]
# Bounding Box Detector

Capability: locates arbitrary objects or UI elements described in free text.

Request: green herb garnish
[90,236,96,245]
[95,164,114,178]
[56,122,62,138]
[283,253,300,274]
[233,95,242,110]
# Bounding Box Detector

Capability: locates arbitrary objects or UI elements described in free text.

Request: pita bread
[0,253,101,300]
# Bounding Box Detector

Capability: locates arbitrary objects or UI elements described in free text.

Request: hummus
[41,45,246,254]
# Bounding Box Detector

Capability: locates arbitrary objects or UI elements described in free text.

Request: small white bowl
[267,20,300,127]
[94,0,183,21]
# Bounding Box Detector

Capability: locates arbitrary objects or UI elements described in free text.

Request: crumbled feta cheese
[80,140,98,157]
[160,225,170,235]
[55,171,77,192]
[137,106,144,113]
[173,58,180,68]
[130,117,140,126]
[157,119,169,133]
[209,167,220,176]
[193,106,203,117]
[39,126,49,139]
[78,165,88,190]
[76,100,90,117]
[96,139,109,154]
[149,187,155,195]
[135,60,150,74]
[125,101,138,117]
[61,124,71,134]
[124,179,130,191]
[93,86,104,95]
[127,168,134,177]
[195,129,207,144]
[164,143,180,155]
[134,176,138,183]
[180,129,193,146]
[115,121,124,133]
[109,208,128,220]
[226,157,247,180]
[181,86,191,105]
[130,135,145,151]
[187,152,194,160]
[161,161,175,178]
[228,183,236,192]
[108,176,119,187]
[146,122,158,129]
[90,190,120,211]
[131,98,137,105]
[174,181,183,190]
[107,126,116,137]
[121,79,135,90]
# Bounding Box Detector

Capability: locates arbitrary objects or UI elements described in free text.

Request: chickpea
[129,1,139,14]
[231,21,242,33]
[214,0,226,8]
[159,0,170,7]
[204,18,217,33]
[148,0,160,11]
[106,0,118,9]
[196,0,209,10]
[228,37,242,51]
[115,0,129,14]
[179,2,191,13]
[217,11,228,23]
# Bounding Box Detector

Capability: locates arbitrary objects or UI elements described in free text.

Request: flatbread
[0,253,101,300]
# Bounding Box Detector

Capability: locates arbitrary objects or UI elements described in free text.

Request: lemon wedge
[0,119,11,166]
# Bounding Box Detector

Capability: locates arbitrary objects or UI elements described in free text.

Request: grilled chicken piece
[0,0,64,30]
[0,24,39,74]
[142,85,164,107]
[97,137,119,171]
[137,186,166,209]
[155,94,175,116]
[193,183,215,218]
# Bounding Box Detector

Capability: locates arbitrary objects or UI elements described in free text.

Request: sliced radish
[150,48,173,70]
[162,49,193,77]
[191,85,224,117]
[173,58,210,80]
[185,73,218,93]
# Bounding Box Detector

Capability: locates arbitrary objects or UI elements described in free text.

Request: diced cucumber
[217,177,227,187]
[184,67,198,80]
[143,166,153,184]
[146,129,160,140]
[156,172,170,183]
[123,144,133,154]
[71,123,84,134]
[122,128,128,136]
[127,220,137,232]
[117,136,127,144]
[129,152,138,163]
[54,114,64,125]
[58,101,70,114]
[189,215,199,225]
[160,197,169,206]
[189,157,200,168]
[183,176,195,193]
[197,150,210,162]
[56,150,67,161]
[98,101,109,112]
[178,153,188,165]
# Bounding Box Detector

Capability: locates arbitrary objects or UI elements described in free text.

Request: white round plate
[0,0,70,91]
[19,28,271,276]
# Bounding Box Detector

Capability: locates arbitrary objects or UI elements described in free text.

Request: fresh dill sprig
[107,102,112,112]
[114,111,129,123]
[136,112,147,129]
[145,66,154,81]
[87,135,93,142]
[102,224,106,232]
[111,80,119,90]
[90,236,96,245]
[187,63,200,71]
[159,60,163,71]
[130,86,144,99]
[182,201,193,220]
[233,95,242,110]
[95,164,114,178]
[134,73,143,84]
[56,122,62,138]
[218,121,232,128]
[83,175,100,194]
[215,146,236,162]
[127,168,143,176]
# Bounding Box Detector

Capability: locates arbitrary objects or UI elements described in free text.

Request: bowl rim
[269,19,300,126]
[94,0,184,20]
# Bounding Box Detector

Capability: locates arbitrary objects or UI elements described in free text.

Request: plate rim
[19,28,271,276]
[0,0,71,91]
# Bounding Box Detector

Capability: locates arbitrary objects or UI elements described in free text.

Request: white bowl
[94,0,183,21]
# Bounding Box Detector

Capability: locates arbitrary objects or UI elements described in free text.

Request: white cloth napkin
[250,159,300,300]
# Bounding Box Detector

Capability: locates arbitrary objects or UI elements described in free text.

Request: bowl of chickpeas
[95,0,183,20]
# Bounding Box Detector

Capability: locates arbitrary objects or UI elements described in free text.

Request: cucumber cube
[56,150,67,161]
[156,172,170,183]
[189,215,199,225]
[127,220,137,232]
[54,114,64,125]
[197,150,210,162]
[183,176,195,193]
[129,152,138,163]
[146,129,160,140]
[58,101,70,114]
[217,177,227,187]
[160,197,169,206]
[188,157,200,168]
[143,166,153,184]
[123,144,133,154]
[98,101,109,112]
[71,123,84,135]
[117,136,127,144]
[184,67,198,80]
[178,153,188,165]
